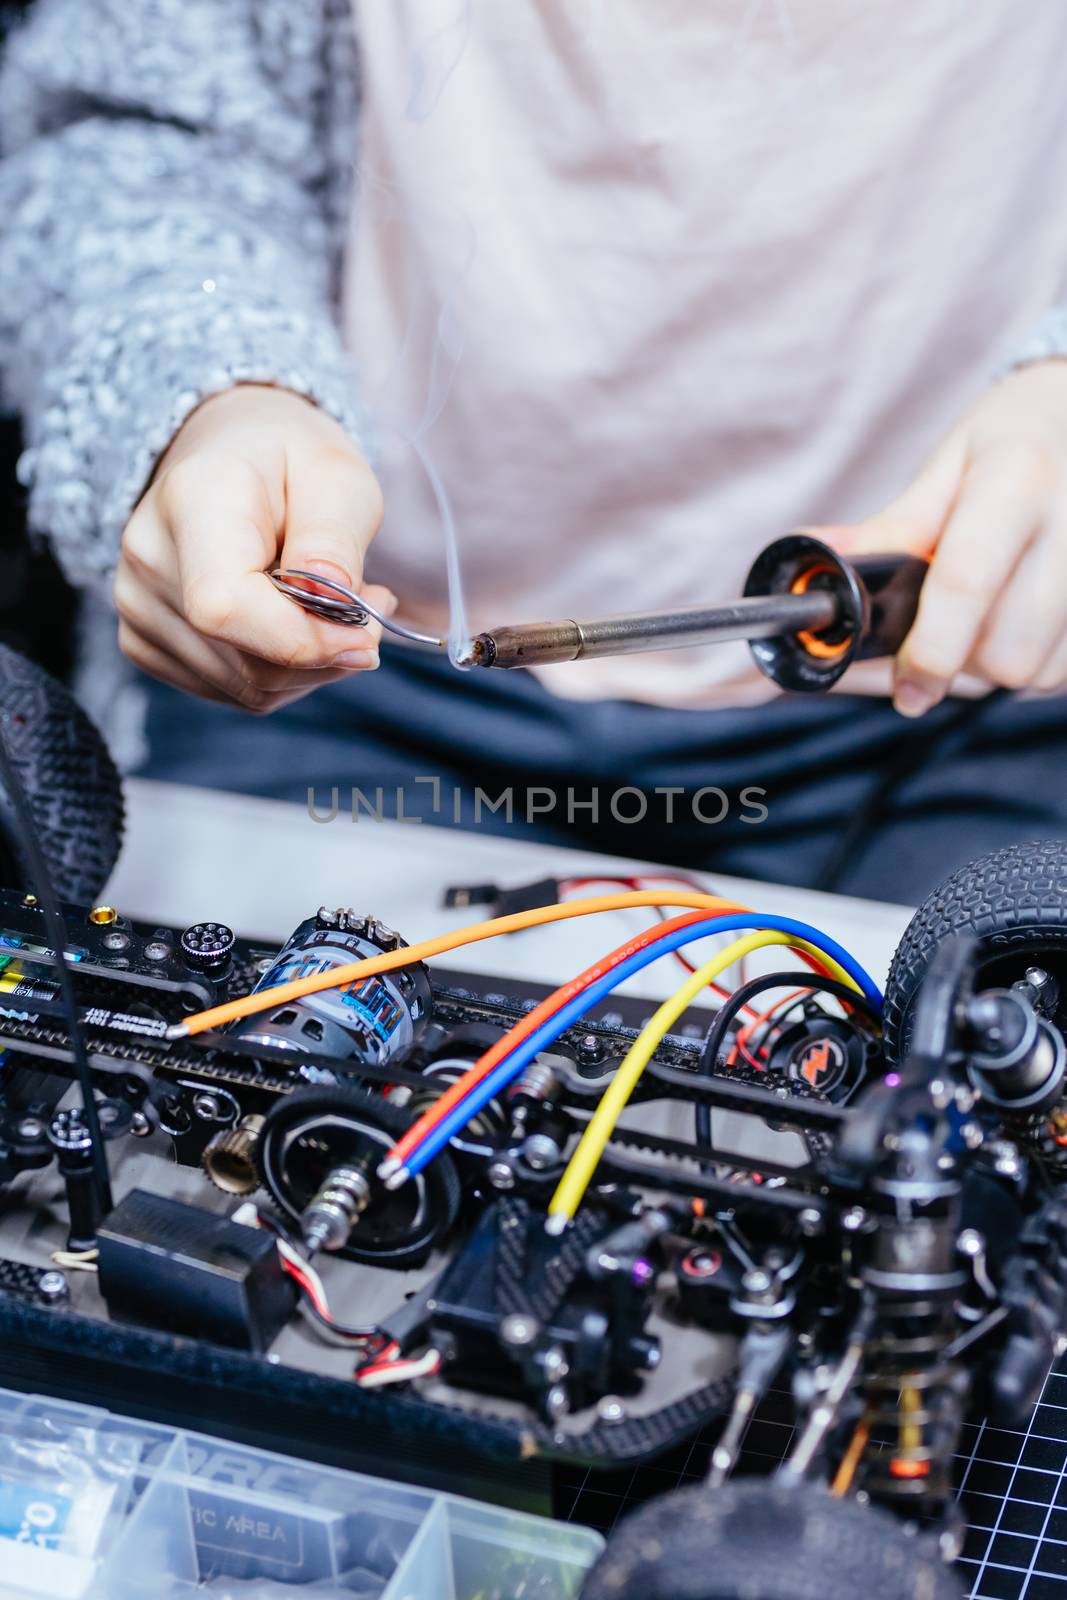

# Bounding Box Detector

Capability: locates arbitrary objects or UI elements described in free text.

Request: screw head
[38,1271,68,1302]
[798,1207,823,1237]
[842,1205,867,1232]
[596,1395,627,1424]
[990,1140,1022,1178]
[144,941,170,962]
[539,1346,570,1384]
[938,1526,963,1563]
[192,1092,224,1122]
[16,1116,44,1141]
[500,1313,539,1347]
[521,1133,561,1171]
[488,1159,516,1191]
[130,1110,152,1138]
[544,1384,570,1420]
[683,1248,721,1279]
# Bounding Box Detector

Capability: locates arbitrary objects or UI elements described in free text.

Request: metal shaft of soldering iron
[462,589,840,669]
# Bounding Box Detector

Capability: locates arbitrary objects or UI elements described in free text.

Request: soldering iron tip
[165,1022,190,1041]
[451,635,492,670]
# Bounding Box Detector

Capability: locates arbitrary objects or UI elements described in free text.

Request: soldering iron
[272,534,927,693]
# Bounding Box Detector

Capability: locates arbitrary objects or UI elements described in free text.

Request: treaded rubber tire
[581,1480,963,1600]
[883,839,1067,1065]
[256,1083,461,1267]
[0,643,124,904]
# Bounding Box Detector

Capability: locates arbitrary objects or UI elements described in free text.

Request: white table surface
[108,779,914,1003]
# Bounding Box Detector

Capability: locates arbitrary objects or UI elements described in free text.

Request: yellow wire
[546,931,859,1229]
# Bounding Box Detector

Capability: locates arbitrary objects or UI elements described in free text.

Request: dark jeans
[139,644,1067,904]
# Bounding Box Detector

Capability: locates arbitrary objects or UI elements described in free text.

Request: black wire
[744,993,812,1057]
[299,1289,386,1346]
[253,1206,303,1253]
[0,709,112,1212]
[815,689,1011,893]
[694,971,882,1150]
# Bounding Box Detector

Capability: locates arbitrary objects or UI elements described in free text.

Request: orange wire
[172,890,789,1038]
[831,1418,870,1496]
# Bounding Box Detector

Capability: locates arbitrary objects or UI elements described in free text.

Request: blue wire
[400,913,882,1179]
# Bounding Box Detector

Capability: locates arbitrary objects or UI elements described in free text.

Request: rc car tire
[0,643,124,904]
[581,1480,964,1600]
[883,839,1067,1066]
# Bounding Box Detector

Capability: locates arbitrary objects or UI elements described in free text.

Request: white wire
[50,1248,99,1273]
[278,1239,330,1312]
[231,1202,332,1314]
[356,1348,441,1388]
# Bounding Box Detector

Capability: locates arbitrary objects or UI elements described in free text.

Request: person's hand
[115,385,394,711]
[825,360,1067,716]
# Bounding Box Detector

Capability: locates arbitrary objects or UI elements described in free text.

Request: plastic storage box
[0,1385,603,1599]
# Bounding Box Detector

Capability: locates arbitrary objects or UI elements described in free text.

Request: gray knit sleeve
[0,0,365,600]
[1005,308,1067,373]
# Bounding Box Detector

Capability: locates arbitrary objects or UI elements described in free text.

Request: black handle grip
[851,550,928,662]
[744,535,927,692]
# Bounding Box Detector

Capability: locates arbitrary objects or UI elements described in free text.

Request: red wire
[726,987,813,1068]
[734,1036,767,1070]
[282,1257,330,1319]
[354,1342,402,1379]
[742,988,813,1056]
[561,874,760,1016]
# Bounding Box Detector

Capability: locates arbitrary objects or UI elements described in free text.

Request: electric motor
[230,908,430,1067]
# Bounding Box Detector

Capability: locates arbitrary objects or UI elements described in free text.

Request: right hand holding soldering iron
[828,361,1067,716]
[115,385,393,710]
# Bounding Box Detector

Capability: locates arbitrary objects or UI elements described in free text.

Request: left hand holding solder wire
[823,360,1067,717]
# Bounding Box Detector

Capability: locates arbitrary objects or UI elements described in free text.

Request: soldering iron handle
[744,535,928,693]
[849,551,928,663]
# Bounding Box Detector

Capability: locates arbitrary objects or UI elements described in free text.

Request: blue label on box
[0,1484,72,1549]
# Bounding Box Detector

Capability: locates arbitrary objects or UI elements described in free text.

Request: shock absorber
[852,1128,970,1520]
